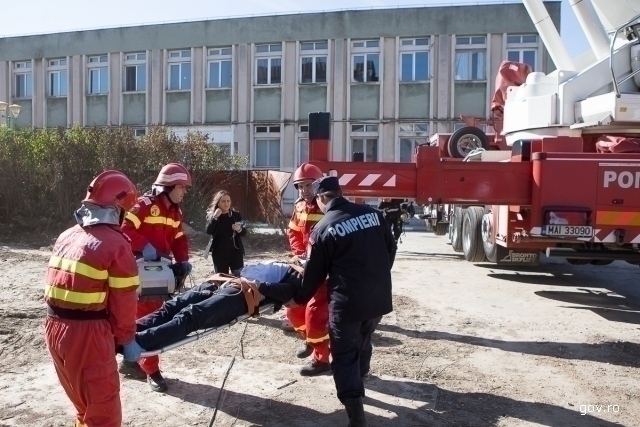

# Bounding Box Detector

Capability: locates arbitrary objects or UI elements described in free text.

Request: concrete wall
[350,85,380,120]
[254,88,282,122]
[86,95,108,126]
[46,98,67,128]
[165,92,190,124]
[0,4,556,61]
[299,86,327,119]
[205,90,232,123]
[399,84,430,119]
[122,93,146,125]
[454,82,487,117]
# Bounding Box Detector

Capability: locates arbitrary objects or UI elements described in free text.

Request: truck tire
[435,222,449,236]
[481,210,497,263]
[450,206,463,252]
[448,126,490,159]
[462,206,487,263]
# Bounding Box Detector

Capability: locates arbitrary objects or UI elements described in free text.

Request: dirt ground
[0,229,638,427]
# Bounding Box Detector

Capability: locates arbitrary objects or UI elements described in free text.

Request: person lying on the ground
[133,262,303,352]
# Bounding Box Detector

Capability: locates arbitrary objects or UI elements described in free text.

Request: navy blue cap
[312,176,341,197]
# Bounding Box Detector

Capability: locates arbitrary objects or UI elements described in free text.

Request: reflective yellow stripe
[44,284,106,305]
[108,276,140,289]
[293,325,306,332]
[296,213,323,222]
[307,334,330,344]
[144,217,181,228]
[48,256,108,280]
[288,221,301,231]
[175,231,184,239]
[125,212,141,229]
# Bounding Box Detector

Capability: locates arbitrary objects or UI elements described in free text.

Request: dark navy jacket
[295,197,396,323]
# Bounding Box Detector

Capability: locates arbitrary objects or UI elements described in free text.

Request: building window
[168,50,191,91]
[256,43,282,85]
[351,123,379,162]
[300,41,328,84]
[13,61,33,99]
[133,128,146,138]
[48,58,68,97]
[254,125,281,167]
[399,123,429,162]
[506,34,538,71]
[124,52,146,92]
[207,47,232,88]
[87,55,108,95]
[352,40,380,83]
[400,37,430,82]
[455,36,486,81]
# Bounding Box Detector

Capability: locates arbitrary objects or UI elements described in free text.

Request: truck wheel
[462,206,487,263]
[448,126,490,159]
[450,206,463,252]
[567,259,591,266]
[590,259,614,266]
[481,210,497,263]
[435,222,449,236]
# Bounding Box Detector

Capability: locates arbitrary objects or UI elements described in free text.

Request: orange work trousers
[286,281,330,363]
[136,299,164,375]
[45,317,121,427]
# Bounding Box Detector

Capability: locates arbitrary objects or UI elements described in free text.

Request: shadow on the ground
[165,375,625,427]
[375,323,640,368]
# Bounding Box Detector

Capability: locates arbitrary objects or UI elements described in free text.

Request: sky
[0,0,590,58]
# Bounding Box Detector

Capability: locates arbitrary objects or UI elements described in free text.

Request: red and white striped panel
[338,174,397,187]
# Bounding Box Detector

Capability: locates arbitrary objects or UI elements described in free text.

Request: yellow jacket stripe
[44,284,106,305]
[144,216,181,228]
[108,276,140,289]
[125,212,142,229]
[48,256,108,280]
[295,213,324,222]
[175,231,184,239]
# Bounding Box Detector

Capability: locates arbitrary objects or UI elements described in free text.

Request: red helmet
[83,170,138,211]
[293,163,324,189]
[154,163,192,187]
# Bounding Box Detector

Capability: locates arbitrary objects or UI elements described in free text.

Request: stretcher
[137,261,294,358]
[139,292,276,358]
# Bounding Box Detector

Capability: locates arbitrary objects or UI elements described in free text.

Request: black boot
[343,397,367,427]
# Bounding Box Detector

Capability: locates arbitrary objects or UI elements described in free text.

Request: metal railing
[610,13,640,98]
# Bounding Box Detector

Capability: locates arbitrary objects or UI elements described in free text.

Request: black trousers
[135,285,253,351]
[385,217,402,241]
[329,316,382,403]
[212,252,244,276]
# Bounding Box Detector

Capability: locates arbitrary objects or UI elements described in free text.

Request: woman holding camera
[205,190,246,275]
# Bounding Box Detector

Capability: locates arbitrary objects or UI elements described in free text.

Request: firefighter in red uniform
[285,163,331,376]
[44,170,141,427]
[119,162,193,392]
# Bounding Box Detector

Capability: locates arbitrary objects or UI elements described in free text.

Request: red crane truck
[306,0,640,267]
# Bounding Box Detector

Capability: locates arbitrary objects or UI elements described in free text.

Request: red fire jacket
[287,198,324,256]
[122,193,189,263]
[45,224,140,346]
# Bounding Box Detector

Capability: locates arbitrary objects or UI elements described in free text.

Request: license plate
[542,225,594,238]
